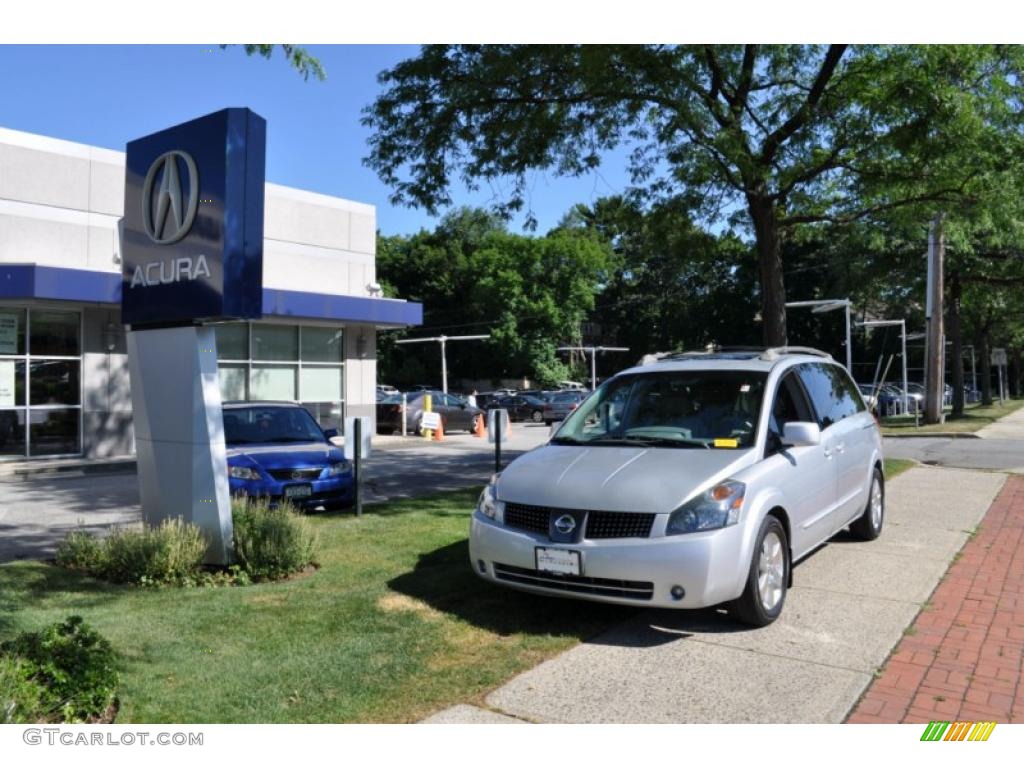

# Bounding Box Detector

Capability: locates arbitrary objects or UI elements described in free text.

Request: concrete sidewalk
[423,465,1006,724]
[847,474,1024,724]
[977,402,1024,440]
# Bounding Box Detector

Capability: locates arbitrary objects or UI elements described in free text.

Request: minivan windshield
[553,370,767,449]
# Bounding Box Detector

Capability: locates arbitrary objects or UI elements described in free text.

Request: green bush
[55,529,107,573]
[0,655,46,724]
[232,497,318,580]
[56,519,207,586]
[1,616,118,723]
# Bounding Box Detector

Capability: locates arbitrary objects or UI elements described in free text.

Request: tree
[226,45,326,81]
[364,45,1024,346]
[377,209,612,387]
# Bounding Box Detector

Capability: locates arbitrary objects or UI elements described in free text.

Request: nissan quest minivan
[469,347,885,626]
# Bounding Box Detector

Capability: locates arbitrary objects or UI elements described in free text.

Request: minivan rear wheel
[732,515,789,627]
[850,467,884,541]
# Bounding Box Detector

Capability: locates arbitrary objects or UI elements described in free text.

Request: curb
[0,459,137,480]
[882,432,982,439]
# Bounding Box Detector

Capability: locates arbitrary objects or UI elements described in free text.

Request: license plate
[284,484,312,499]
[535,547,581,576]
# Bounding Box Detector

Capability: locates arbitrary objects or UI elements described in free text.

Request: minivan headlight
[666,480,745,535]
[477,474,505,521]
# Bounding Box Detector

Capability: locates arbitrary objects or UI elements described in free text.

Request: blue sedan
[223,402,354,511]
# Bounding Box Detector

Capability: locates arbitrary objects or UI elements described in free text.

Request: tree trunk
[1010,346,1021,399]
[979,329,993,406]
[748,195,787,347]
[948,272,965,416]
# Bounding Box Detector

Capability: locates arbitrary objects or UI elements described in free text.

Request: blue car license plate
[284,484,312,499]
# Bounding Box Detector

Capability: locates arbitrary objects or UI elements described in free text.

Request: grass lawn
[883,458,916,480]
[0,489,633,723]
[881,397,1023,435]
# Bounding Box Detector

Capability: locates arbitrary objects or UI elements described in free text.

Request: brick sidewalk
[847,474,1024,724]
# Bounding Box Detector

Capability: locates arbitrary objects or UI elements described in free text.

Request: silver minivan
[469,348,885,626]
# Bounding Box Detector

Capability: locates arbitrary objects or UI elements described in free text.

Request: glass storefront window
[301,327,344,363]
[0,360,25,407]
[0,409,26,457]
[29,408,80,456]
[252,325,298,361]
[30,310,80,356]
[300,366,342,402]
[215,323,249,361]
[29,360,80,406]
[303,402,343,433]
[219,364,248,402]
[250,365,297,401]
[0,309,26,355]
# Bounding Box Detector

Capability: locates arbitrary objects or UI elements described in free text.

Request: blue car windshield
[553,371,767,449]
[224,407,326,445]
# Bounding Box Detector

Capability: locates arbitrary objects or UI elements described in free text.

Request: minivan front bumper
[469,511,748,609]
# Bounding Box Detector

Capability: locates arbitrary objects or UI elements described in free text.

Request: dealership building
[0,126,422,461]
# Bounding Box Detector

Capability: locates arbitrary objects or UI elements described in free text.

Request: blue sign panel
[121,108,266,327]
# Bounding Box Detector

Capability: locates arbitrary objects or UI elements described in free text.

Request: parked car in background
[557,381,586,391]
[376,390,484,435]
[486,394,549,423]
[223,402,353,511]
[470,348,885,626]
[542,390,588,425]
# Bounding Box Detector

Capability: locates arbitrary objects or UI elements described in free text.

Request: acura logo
[554,514,577,535]
[142,150,199,245]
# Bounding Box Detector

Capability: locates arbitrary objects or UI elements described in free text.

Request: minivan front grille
[585,511,656,539]
[268,468,323,481]
[493,563,654,601]
[503,502,654,539]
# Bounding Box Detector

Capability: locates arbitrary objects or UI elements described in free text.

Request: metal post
[440,336,448,395]
[901,320,909,417]
[401,393,407,437]
[354,417,362,517]
[845,304,852,374]
[590,349,597,390]
[971,347,977,398]
[495,412,502,474]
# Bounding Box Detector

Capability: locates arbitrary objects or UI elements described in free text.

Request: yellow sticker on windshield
[713,438,739,448]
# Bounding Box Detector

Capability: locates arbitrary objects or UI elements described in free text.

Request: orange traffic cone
[432,417,445,441]
[472,414,485,438]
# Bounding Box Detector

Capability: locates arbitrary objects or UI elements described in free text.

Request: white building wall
[0,126,386,457]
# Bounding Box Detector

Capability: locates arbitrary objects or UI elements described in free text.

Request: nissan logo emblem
[554,514,576,535]
[142,150,200,245]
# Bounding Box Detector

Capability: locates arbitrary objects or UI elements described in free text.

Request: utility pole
[924,214,945,424]
[557,346,629,389]
[394,335,490,394]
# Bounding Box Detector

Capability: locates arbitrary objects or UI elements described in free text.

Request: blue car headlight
[666,480,745,535]
[326,461,351,477]
[229,465,261,481]
[477,474,504,521]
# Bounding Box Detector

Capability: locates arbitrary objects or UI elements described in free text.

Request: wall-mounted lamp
[366,281,382,297]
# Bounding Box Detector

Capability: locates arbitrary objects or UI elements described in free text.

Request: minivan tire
[731,515,789,627]
[850,466,884,541]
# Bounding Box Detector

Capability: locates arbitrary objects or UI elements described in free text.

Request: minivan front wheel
[732,515,789,627]
[850,467,884,541]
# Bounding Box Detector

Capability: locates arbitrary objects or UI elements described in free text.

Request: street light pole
[395,334,490,393]
[557,346,630,389]
[784,299,852,373]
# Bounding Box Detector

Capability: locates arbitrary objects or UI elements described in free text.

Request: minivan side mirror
[782,422,821,447]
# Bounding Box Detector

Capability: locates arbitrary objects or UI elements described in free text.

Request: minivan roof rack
[645,345,832,364]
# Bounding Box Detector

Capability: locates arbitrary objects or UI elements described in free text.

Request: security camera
[366,281,382,296]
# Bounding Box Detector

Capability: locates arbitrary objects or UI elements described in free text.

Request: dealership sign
[121,108,266,327]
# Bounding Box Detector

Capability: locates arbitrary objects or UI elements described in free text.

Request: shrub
[103,519,207,585]
[0,655,46,724]
[1,616,118,723]
[55,529,107,573]
[232,497,318,580]
[57,519,207,586]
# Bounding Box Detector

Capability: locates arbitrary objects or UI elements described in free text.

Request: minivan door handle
[834,442,845,453]
[823,447,833,459]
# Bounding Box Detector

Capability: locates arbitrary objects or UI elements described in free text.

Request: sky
[0,44,636,236]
